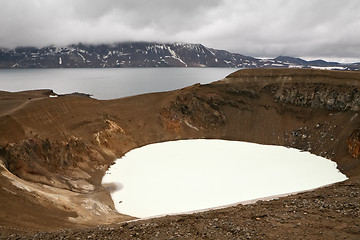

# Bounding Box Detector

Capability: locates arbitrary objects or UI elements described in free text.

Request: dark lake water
[0,68,238,100]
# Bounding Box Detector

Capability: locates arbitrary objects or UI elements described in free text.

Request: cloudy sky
[1,0,359,62]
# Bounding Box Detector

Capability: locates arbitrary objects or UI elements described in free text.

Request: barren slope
[0,68,360,239]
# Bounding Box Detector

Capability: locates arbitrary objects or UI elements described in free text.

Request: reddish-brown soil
[0,68,360,239]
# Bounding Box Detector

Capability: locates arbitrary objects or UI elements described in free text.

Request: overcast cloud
[0,0,359,62]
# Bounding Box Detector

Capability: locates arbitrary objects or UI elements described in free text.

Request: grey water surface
[0,68,238,100]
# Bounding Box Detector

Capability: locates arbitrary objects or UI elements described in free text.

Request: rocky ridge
[0,42,359,70]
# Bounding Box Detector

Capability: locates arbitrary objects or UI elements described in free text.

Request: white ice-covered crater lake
[102,139,347,218]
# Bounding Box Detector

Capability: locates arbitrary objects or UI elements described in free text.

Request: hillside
[0,42,359,70]
[0,69,360,239]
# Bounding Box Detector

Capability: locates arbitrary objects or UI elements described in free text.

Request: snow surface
[102,139,347,218]
[310,66,346,70]
[167,46,188,67]
[77,52,86,62]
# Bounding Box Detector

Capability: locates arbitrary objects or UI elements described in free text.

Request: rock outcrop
[347,129,360,158]
[270,84,360,111]
[0,136,102,192]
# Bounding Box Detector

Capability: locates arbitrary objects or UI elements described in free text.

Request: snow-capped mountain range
[0,42,359,70]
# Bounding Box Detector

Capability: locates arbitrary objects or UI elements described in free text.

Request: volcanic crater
[1,68,360,239]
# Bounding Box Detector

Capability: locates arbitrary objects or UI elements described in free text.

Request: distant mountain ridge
[0,42,359,70]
